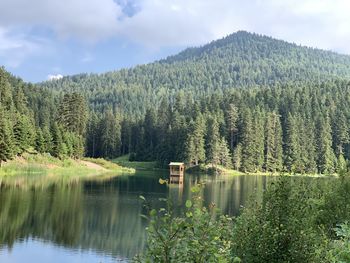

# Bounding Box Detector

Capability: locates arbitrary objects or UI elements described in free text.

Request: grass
[0,153,135,178]
[185,164,336,177]
[112,154,161,171]
[83,157,135,173]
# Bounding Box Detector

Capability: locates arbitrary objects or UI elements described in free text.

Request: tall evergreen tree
[227,104,239,151]
[241,109,256,172]
[0,108,14,166]
[206,117,221,167]
[264,112,283,172]
[185,115,206,166]
[316,115,336,174]
[284,113,301,173]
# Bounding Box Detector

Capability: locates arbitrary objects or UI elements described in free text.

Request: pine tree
[13,114,36,154]
[264,112,283,172]
[336,153,347,175]
[0,108,14,166]
[51,123,65,158]
[100,110,121,158]
[241,109,256,172]
[284,113,301,173]
[185,115,206,166]
[206,117,221,167]
[333,110,349,156]
[0,68,13,110]
[316,115,336,174]
[227,104,238,151]
[232,143,242,171]
[218,137,232,167]
[252,110,265,171]
[57,93,88,136]
[42,126,53,153]
[35,127,46,153]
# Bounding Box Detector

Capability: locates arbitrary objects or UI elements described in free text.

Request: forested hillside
[41,31,350,115]
[2,31,350,174]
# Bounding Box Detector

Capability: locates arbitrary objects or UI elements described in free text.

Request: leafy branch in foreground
[134,182,239,263]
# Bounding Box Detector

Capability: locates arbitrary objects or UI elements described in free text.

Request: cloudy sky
[1,0,350,82]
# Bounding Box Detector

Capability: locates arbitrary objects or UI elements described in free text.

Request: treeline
[0,68,87,165]
[2,64,350,175]
[85,80,350,174]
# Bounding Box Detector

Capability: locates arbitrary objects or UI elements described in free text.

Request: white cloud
[1,0,350,67]
[0,27,46,68]
[47,74,63,81]
[0,0,123,42]
[115,0,350,54]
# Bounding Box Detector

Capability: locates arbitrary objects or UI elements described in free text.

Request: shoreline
[0,153,135,178]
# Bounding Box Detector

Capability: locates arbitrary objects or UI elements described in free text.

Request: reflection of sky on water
[0,239,124,263]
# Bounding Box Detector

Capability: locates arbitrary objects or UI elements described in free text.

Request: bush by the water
[135,176,350,262]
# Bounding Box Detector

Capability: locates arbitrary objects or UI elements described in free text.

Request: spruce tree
[42,126,53,154]
[316,115,336,174]
[218,137,232,167]
[35,127,46,153]
[0,68,13,110]
[0,108,14,166]
[333,110,349,156]
[241,109,256,172]
[232,143,242,171]
[206,117,221,167]
[264,112,283,172]
[51,123,65,158]
[227,103,238,151]
[185,115,206,166]
[284,113,301,173]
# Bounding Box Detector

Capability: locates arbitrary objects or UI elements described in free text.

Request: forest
[2,31,350,174]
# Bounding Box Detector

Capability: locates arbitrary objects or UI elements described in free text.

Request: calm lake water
[0,171,275,262]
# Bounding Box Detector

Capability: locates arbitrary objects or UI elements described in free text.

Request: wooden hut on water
[169,162,185,184]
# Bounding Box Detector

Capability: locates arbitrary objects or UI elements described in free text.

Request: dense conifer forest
[2,31,350,174]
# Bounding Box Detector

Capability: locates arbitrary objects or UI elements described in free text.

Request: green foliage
[138,176,350,263]
[0,108,14,166]
[330,223,350,263]
[232,177,328,262]
[135,184,235,262]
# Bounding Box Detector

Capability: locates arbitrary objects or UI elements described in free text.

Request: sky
[1,0,350,82]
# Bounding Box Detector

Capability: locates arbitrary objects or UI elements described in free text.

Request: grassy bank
[0,153,135,177]
[112,155,162,171]
[186,164,336,177]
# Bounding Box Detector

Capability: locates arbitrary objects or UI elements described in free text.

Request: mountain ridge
[39,30,350,114]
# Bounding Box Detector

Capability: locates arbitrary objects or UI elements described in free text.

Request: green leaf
[186,211,193,217]
[185,200,192,208]
[159,178,166,185]
[139,195,146,201]
[150,209,157,216]
[191,185,200,193]
[140,214,148,220]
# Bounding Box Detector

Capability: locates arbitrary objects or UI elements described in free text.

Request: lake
[0,171,274,262]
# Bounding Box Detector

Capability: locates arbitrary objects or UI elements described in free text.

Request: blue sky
[1,0,350,82]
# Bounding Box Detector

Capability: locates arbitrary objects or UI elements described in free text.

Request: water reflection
[0,172,276,261]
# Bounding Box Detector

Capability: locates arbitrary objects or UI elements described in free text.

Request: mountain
[40,31,350,115]
[2,32,350,173]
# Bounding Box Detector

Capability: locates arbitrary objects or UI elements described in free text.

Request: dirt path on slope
[80,160,107,171]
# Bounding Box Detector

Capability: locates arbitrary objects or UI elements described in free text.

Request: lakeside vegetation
[113,155,159,171]
[136,175,350,262]
[0,153,134,178]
